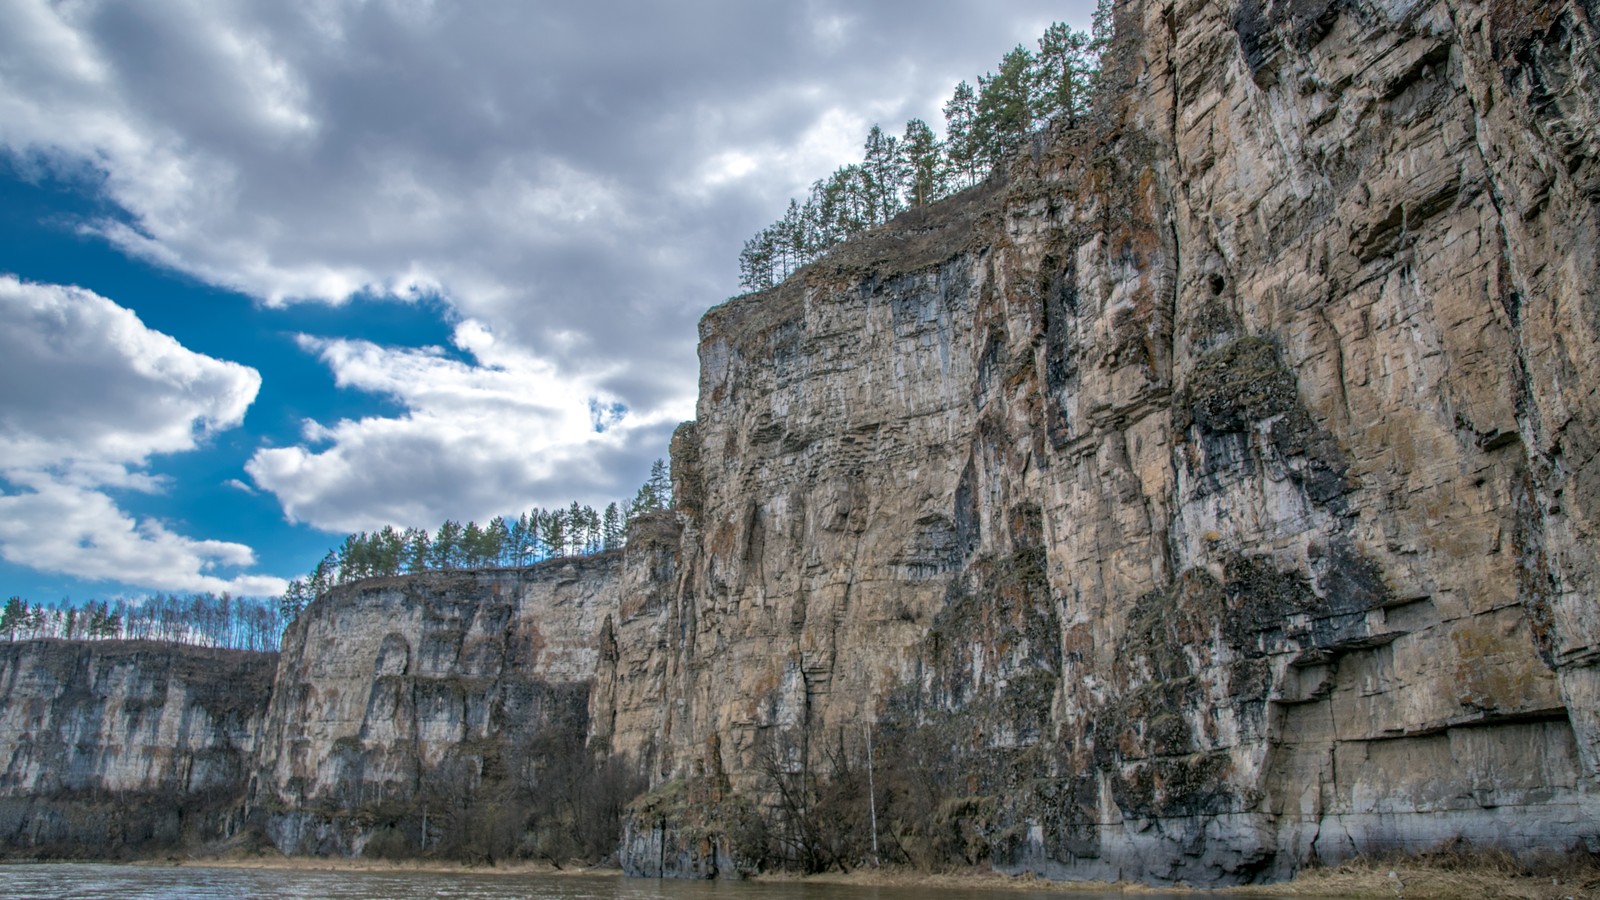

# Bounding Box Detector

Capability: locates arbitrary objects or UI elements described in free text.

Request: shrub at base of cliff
[622,775,762,878]
[0,788,249,860]
[398,742,643,866]
[262,713,645,865]
[868,714,1086,873]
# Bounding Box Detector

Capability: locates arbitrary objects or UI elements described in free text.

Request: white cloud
[246,321,689,533]
[0,275,283,596]
[0,483,284,598]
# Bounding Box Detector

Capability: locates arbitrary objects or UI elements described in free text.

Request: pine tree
[309,551,338,597]
[586,505,603,553]
[280,578,311,623]
[975,46,1035,166]
[631,458,673,515]
[602,502,623,550]
[510,512,529,564]
[1034,23,1095,125]
[862,124,905,225]
[739,231,777,292]
[1092,0,1115,53]
[462,520,486,567]
[546,509,568,558]
[567,502,587,555]
[899,118,944,207]
[832,165,871,235]
[336,533,363,583]
[943,80,981,189]
[777,199,807,279]
[433,520,464,569]
[531,509,549,558]
[1,596,22,640]
[404,527,432,573]
[376,525,405,576]
[487,515,510,566]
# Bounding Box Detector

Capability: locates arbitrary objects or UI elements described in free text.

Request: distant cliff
[251,555,629,860]
[0,640,274,857]
[0,0,1596,885]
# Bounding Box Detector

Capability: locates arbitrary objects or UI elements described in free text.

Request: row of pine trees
[0,593,284,653]
[738,8,1113,292]
[279,459,674,621]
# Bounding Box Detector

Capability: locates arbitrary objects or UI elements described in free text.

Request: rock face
[606,0,1600,884]
[0,640,275,856]
[253,557,622,855]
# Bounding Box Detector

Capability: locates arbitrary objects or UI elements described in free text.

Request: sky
[0,0,1097,603]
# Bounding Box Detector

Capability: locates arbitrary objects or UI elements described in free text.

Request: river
[0,863,1277,899]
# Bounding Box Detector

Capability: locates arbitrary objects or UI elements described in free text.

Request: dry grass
[750,843,1600,898]
[154,840,1600,898]
[1238,843,1600,899]
[749,864,1153,893]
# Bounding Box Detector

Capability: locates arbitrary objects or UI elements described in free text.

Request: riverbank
[148,855,608,877]
[119,850,1600,898]
[748,859,1600,899]
[1229,853,1600,900]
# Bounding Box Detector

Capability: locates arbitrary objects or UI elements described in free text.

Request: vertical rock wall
[609,0,1600,884]
[253,558,621,855]
[0,640,275,856]
[0,0,1595,883]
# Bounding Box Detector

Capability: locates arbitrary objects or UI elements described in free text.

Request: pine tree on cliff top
[974,45,1035,164]
[943,79,982,190]
[900,118,944,208]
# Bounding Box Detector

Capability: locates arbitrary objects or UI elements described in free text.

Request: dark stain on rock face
[1178,336,1351,507]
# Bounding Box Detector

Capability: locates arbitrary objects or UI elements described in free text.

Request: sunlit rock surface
[253,559,621,855]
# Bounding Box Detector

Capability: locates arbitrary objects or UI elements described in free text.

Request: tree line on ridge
[0,592,284,653]
[278,459,674,622]
[738,6,1113,292]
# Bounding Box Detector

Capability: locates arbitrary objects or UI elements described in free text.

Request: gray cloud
[1,0,1095,534]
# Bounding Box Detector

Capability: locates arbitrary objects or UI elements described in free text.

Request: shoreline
[7,853,1595,898]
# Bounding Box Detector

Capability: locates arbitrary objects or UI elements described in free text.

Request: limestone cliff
[604,0,1600,883]
[0,640,274,857]
[253,557,624,856]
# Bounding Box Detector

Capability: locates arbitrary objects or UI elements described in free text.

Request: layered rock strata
[0,0,1596,884]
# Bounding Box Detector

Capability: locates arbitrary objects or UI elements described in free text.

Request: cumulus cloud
[0,0,1093,545]
[0,484,286,598]
[0,275,282,596]
[246,321,683,533]
[0,276,257,475]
